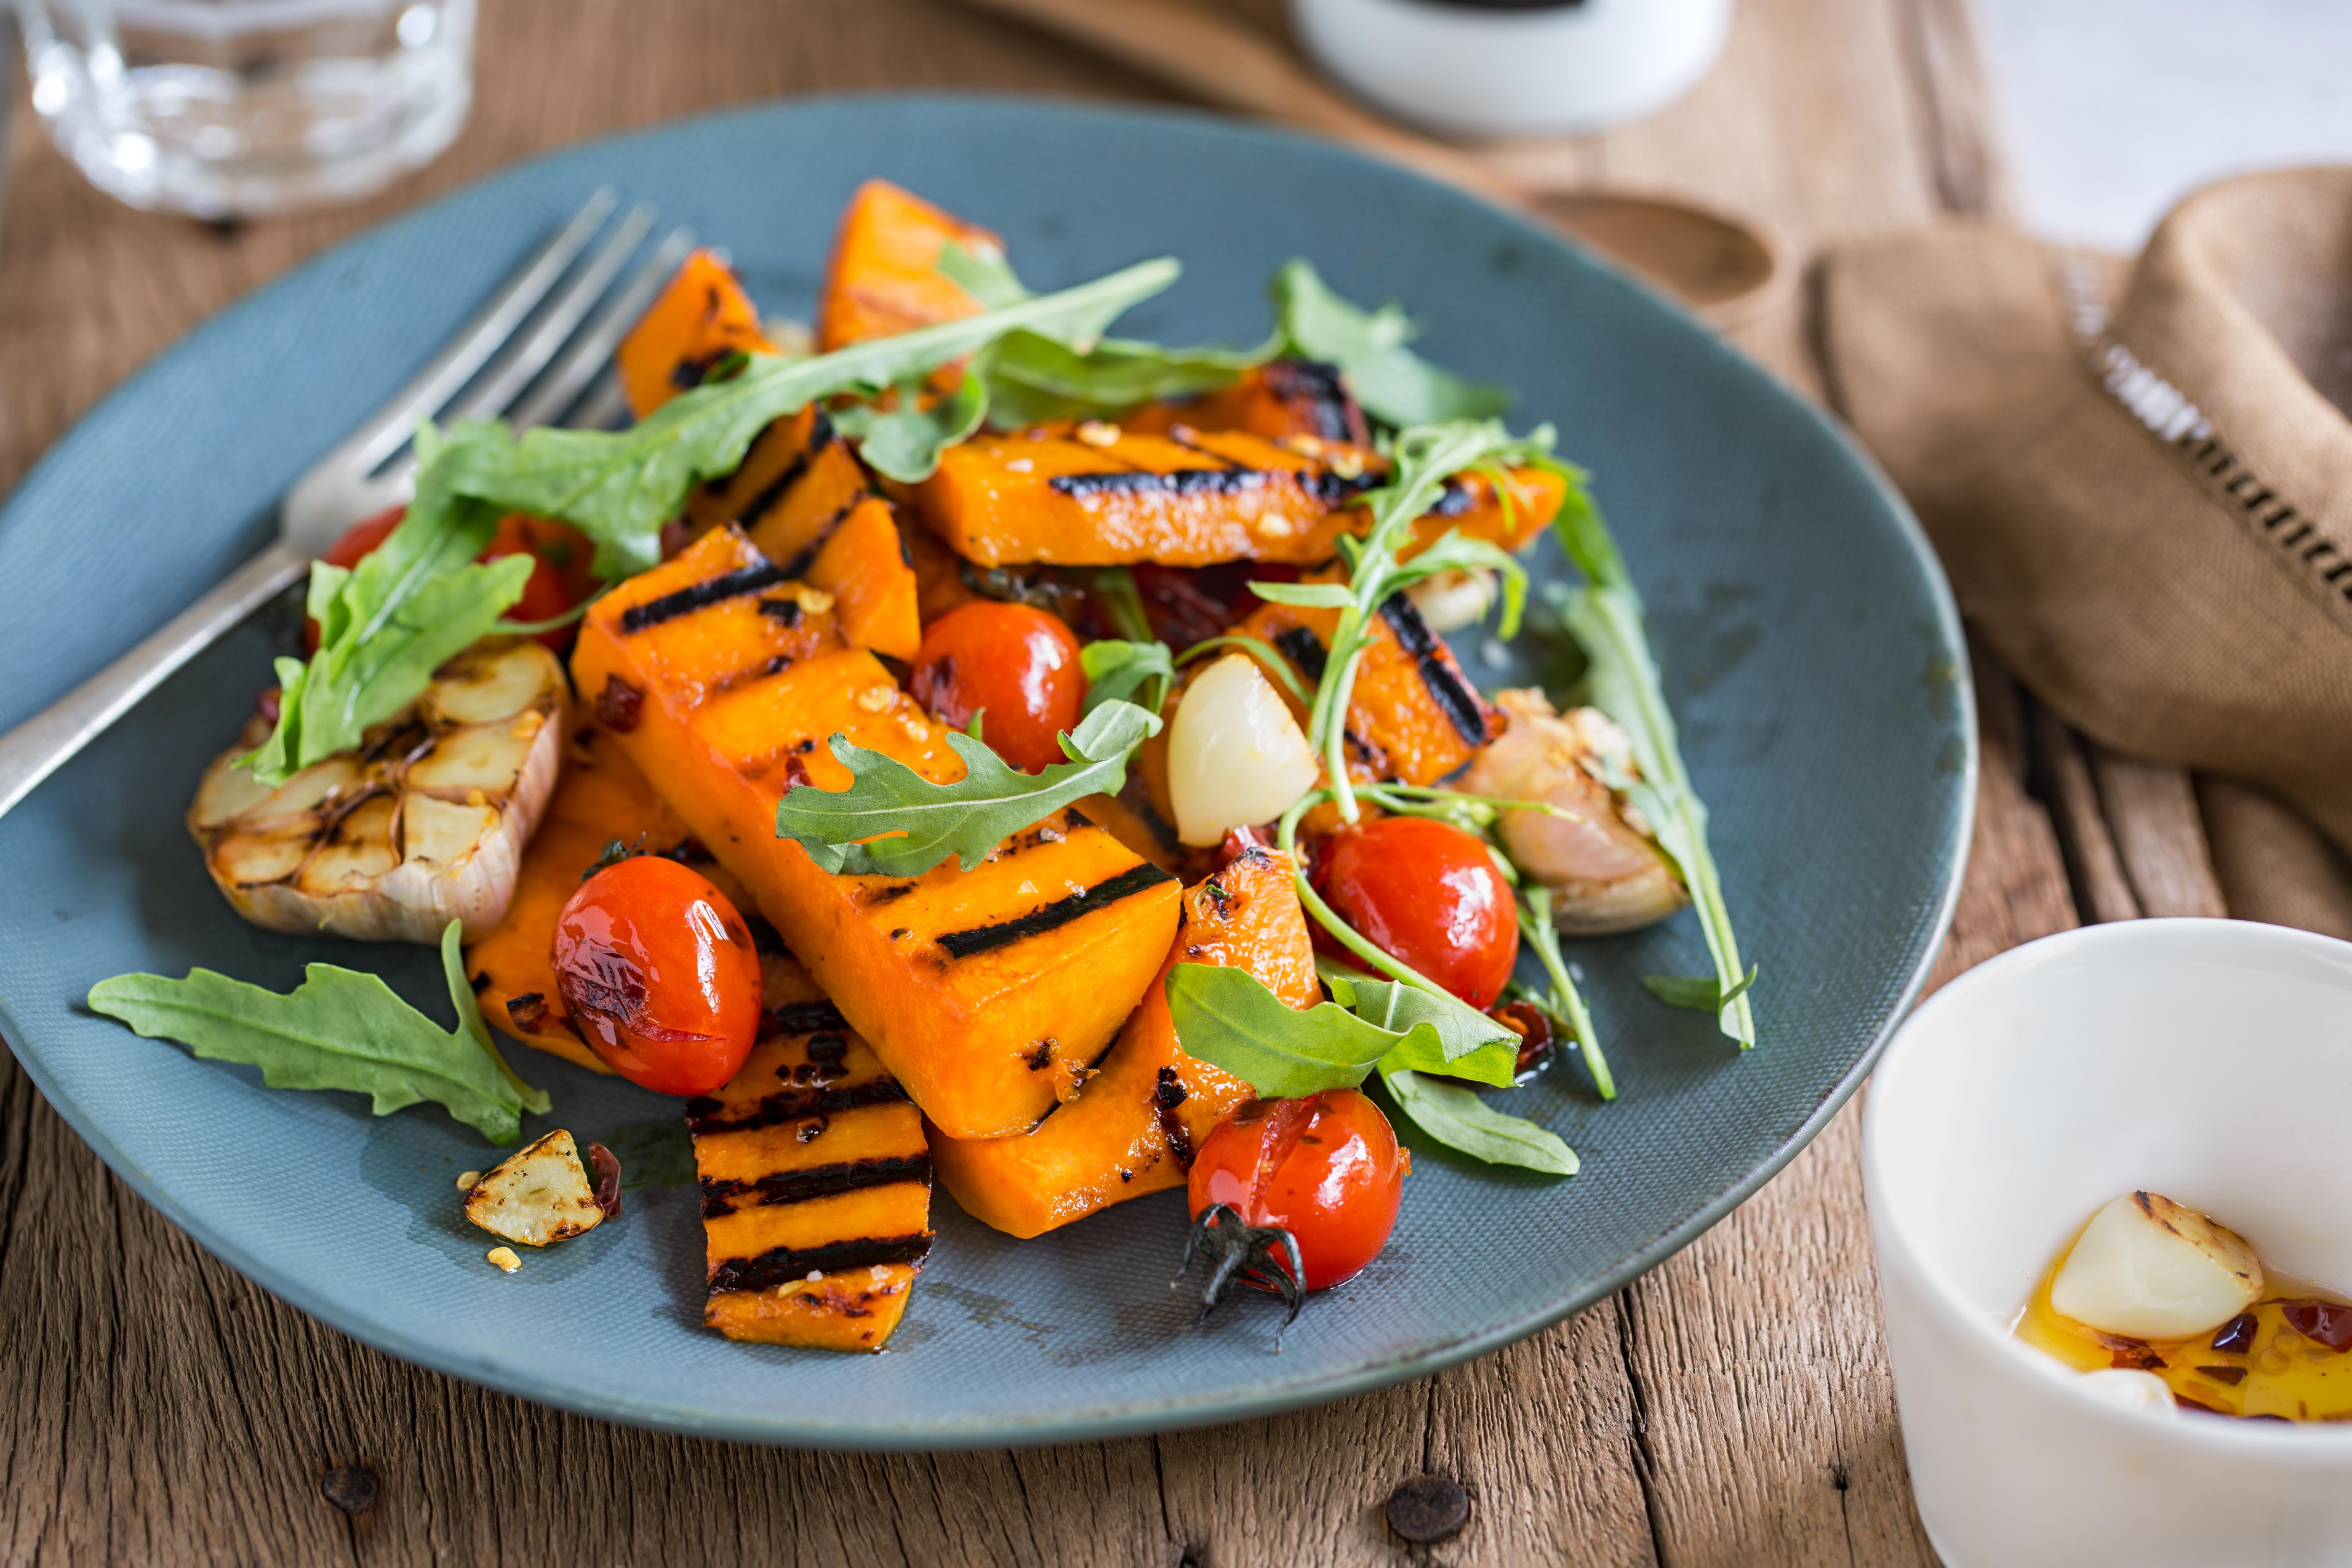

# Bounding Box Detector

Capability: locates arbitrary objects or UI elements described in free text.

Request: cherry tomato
[1315,815,1519,1008]
[1188,1090,1408,1291]
[907,601,1085,773]
[304,507,596,654]
[551,856,763,1096]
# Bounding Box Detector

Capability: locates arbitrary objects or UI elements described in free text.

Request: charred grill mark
[731,411,834,528]
[1273,625,1329,682]
[1049,468,1272,501]
[706,1232,934,1294]
[622,563,789,632]
[758,598,802,626]
[1261,358,1366,444]
[743,915,787,956]
[1378,592,1493,745]
[1154,1066,1195,1170]
[684,1077,909,1135]
[1115,779,1182,852]
[778,494,874,580]
[934,862,1179,959]
[1426,476,1475,518]
[861,881,917,907]
[803,1032,850,1067]
[699,1154,931,1217]
[767,999,849,1036]
[1303,468,1385,507]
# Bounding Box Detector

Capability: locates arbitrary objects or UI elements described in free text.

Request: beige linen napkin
[1820,167,2352,935]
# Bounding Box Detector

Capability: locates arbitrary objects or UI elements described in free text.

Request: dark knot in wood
[1384,1473,1470,1543]
[320,1464,379,1517]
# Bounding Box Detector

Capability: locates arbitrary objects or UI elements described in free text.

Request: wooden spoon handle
[956,0,1524,206]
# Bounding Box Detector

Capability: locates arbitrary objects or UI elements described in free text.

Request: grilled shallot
[187,637,567,943]
[1457,687,1689,935]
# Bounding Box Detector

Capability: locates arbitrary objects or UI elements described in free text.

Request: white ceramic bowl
[1290,0,1733,140]
[1866,919,2352,1568]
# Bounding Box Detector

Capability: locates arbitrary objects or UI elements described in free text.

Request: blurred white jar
[1290,0,1733,140]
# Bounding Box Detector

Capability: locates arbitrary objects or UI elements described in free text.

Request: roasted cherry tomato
[305,506,597,654]
[551,855,763,1096]
[1315,815,1519,1008]
[1188,1090,1409,1291]
[907,600,1085,772]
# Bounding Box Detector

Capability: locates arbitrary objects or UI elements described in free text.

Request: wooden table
[0,1,2231,1562]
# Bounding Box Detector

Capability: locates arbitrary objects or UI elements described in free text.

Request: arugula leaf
[1642,966,1759,1013]
[1519,886,1614,1100]
[1085,567,1154,643]
[440,919,551,1117]
[979,331,1270,428]
[1301,419,1561,822]
[1377,1064,1578,1175]
[830,369,988,485]
[86,921,548,1145]
[774,699,1160,877]
[1548,483,1755,1048]
[938,240,1029,309]
[243,497,533,786]
[1316,956,1517,1078]
[1164,962,1441,1098]
[1079,638,1173,719]
[1270,260,1510,428]
[439,255,1179,580]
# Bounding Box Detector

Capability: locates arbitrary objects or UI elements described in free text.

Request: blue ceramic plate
[0,96,1971,1448]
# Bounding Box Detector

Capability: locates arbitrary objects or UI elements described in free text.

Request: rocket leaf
[773,699,1161,877]
[86,921,548,1146]
[1377,1064,1579,1175]
[1270,260,1510,428]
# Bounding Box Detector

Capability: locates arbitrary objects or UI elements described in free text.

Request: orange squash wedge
[817,178,1001,352]
[573,526,1182,1139]
[614,249,771,420]
[1122,360,1370,446]
[915,426,1564,568]
[692,953,931,1351]
[929,845,1317,1238]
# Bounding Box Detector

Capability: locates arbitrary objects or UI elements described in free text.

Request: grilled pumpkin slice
[691,954,932,1351]
[817,178,1000,352]
[1122,360,1370,446]
[614,248,773,420]
[914,425,1564,568]
[572,526,1182,1139]
[930,845,1316,1238]
[188,638,567,944]
[623,261,925,661]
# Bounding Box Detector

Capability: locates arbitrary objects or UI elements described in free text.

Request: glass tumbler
[17,0,474,218]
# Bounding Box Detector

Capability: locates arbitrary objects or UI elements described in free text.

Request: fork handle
[0,539,309,821]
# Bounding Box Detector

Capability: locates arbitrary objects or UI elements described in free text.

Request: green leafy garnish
[1270,260,1510,428]
[86,921,549,1145]
[1079,637,1173,719]
[1164,963,1513,1100]
[1293,419,1553,823]
[1174,634,1315,707]
[1548,489,1755,1048]
[1314,956,1517,1082]
[1642,966,1759,1013]
[773,699,1160,877]
[1377,1064,1578,1175]
[1518,886,1614,1100]
[829,368,988,484]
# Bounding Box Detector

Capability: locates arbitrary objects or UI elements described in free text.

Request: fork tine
[344,187,618,475]
[506,224,697,431]
[441,202,659,427]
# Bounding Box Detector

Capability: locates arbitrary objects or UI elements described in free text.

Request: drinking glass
[16,0,474,218]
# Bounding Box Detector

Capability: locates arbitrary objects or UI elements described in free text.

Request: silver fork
[0,189,693,821]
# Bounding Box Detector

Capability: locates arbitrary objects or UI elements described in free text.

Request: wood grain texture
[0,0,2116,1563]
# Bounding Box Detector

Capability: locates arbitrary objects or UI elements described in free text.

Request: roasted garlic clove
[2074,1368,2181,1416]
[2050,1192,2265,1341]
[1166,653,1320,846]
[1457,687,1688,934]
[188,638,568,944]
[463,1129,604,1247]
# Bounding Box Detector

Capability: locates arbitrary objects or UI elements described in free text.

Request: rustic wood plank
[2087,747,2227,919]
[2196,774,2352,941]
[2031,702,2143,924]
